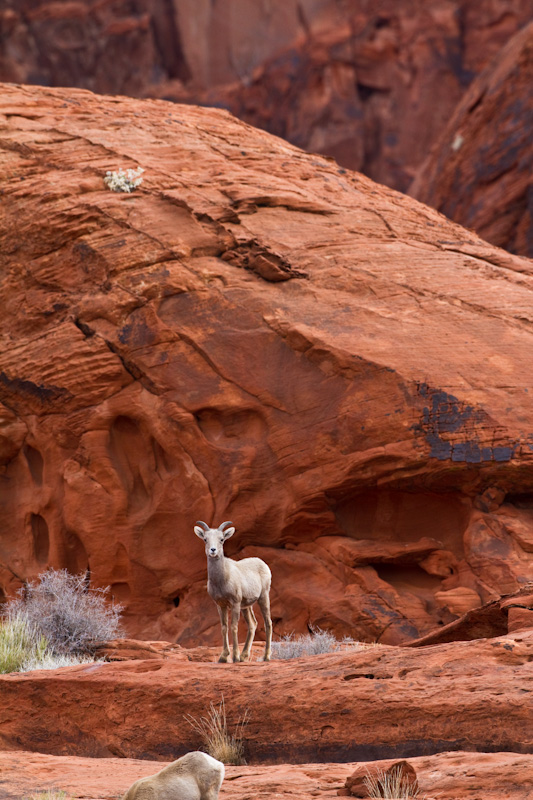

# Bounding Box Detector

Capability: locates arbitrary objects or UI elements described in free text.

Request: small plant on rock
[185,695,249,765]
[104,166,144,192]
[24,790,71,800]
[364,765,420,799]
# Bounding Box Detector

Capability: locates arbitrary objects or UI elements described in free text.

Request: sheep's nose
[210,547,216,554]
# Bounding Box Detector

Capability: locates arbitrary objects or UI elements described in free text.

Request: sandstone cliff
[2,1,532,192]
[2,83,533,646]
[411,20,533,259]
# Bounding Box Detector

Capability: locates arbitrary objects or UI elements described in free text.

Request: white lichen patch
[104,166,144,192]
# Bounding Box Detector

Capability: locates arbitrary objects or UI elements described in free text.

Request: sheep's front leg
[230,602,241,663]
[217,605,230,663]
[240,606,257,661]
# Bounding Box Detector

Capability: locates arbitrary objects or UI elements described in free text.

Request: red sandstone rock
[411,21,533,258]
[406,586,533,646]
[1,2,532,192]
[0,631,532,763]
[3,84,533,646]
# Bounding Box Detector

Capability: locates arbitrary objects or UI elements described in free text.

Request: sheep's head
[194,520,235,558]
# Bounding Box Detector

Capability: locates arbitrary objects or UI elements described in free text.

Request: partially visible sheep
[121,751,224,800]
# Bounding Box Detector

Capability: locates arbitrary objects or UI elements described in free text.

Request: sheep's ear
[194,526,207,540]
[222,526,235,540]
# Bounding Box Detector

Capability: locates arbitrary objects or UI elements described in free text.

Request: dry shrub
[185,696,248,765]
[271,627,376,659]
[10,569,122,656]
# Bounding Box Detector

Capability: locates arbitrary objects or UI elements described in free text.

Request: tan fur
[121,751,224,800]
[194,522,272,663]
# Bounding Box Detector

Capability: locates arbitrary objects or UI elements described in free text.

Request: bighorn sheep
[194,520,272,663]
[121,751,224,800]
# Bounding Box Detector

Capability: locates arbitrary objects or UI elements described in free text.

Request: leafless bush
[10,569,122,656]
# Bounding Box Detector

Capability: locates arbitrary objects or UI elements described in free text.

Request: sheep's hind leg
[240,606,257,661]
[218,605,230,663]
[230,602,241,663]
[258,593,272,662]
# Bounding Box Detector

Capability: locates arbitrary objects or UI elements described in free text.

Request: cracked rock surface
[2,83,533,645]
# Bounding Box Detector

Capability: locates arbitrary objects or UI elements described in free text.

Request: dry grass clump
[271,627,375,659]
[0,614,48,673]
[185,696,249,765]
[24,791,70,800]
[364,766,420,799]
[10,569,122,656]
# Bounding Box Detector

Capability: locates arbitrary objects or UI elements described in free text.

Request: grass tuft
[364,766,420,799]
[185,695,248,765]
[24,791,70,800]
[0,614,49,674]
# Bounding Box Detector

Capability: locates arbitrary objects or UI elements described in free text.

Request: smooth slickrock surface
[2,749,533,800]
[0,631,532,762]
[3,83,533,645]
[2,1,533,191]
[411,20,533,258]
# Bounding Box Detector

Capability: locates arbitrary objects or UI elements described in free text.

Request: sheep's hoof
[239,652,250,662]
[218,654,229,663]
[263,654,271,662]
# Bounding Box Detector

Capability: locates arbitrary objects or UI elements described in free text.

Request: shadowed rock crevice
[30,513,49,565]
